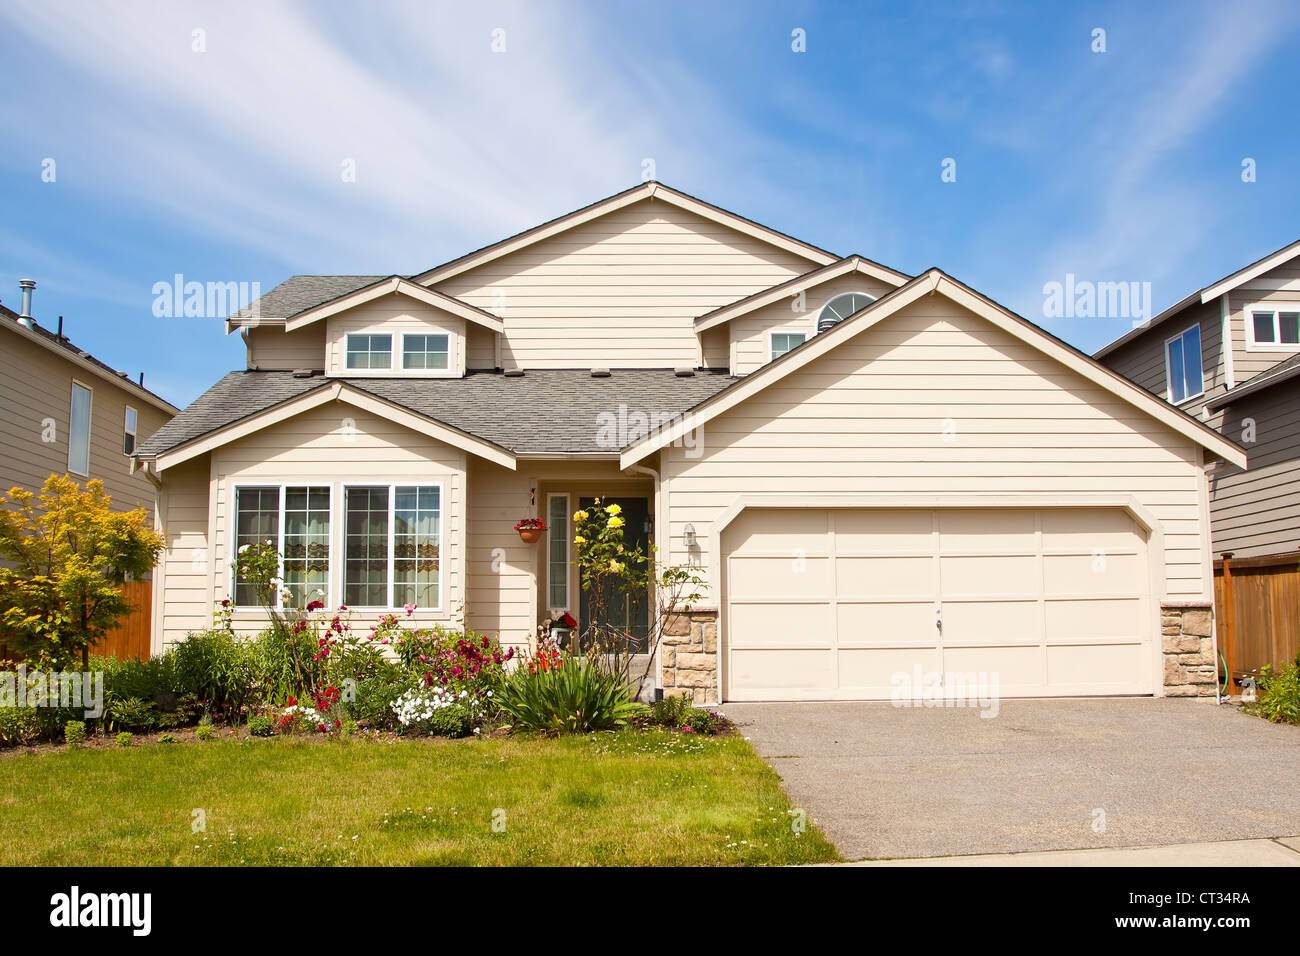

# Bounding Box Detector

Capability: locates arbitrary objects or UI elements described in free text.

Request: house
[134,182,1244,704]
[0,280,177,512]
[1095,239,1300,681]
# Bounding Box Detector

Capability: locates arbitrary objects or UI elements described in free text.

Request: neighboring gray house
[1095,238,1300,560]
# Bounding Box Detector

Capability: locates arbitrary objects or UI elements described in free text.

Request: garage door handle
[935,611,942,631]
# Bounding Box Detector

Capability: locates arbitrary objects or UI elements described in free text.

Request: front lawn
[0,730,837,866]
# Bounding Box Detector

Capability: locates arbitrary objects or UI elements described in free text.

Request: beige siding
[662,295,1210,602]
[324,294,467,377]
[466,323,498,370]
[0,326,170,512]
[156,401,469,643]
[731,272,898,375]
[433,200,815,369]
[156,457,213,646]
[246,323,326,370]
[1211,377,1300,557]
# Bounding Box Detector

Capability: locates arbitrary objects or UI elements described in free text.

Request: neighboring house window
[68,382,92,476]
[770,332,806,360]
[548,494,569,610]
[233,486,281,606]
[1246,305,1300,351]
[817,291,876,332]
[403,333,450,370]
[344,484,442,609]
[1165,325,1204,404]
[345,333,393,369]
[123,406,137,455]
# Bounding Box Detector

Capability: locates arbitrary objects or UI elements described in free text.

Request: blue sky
[2,0,1298,407]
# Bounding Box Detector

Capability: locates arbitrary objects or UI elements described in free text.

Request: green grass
[0,730,838,866]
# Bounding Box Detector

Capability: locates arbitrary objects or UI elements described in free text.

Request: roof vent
[503,368,524,377]
[292,368,315,378]
[673,367,695,377]
[17,279,35,329]
[590,367,611,378]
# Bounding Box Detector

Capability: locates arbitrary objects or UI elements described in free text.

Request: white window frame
[229,483,333,610]
[1164,324,1205,405]
[547,493,570,612]
[400,332,451,371]
[67,380,93,476]
[1244,302,1300,353]
[769,331,807,361]
[344,333,394,370]
[340,481,444,611]
[816,290,878,329]
[123,405,138,456]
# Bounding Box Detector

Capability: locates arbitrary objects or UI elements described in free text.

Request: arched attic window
[817,291,877,333]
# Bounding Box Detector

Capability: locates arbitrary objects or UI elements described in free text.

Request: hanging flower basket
[514,517,548,543]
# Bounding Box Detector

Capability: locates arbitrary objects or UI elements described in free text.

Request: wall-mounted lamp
[683,524,697,547]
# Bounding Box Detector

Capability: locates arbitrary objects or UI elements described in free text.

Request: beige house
[1095,239,1300,561]
[0,285,176,513]
[135,182,1243,703]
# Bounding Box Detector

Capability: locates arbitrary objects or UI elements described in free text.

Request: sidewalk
[843,836,1300,867]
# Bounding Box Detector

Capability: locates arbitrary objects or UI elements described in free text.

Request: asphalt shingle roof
[136,369,736,457]
[232,275,385,319]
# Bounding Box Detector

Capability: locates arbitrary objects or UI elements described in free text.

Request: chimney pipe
[17,279,35,329]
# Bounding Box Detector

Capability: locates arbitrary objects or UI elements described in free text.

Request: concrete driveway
[723,698,1300,861]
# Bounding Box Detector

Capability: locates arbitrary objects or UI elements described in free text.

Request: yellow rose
[606,504,622,516]
[608,559,622,571]
[573,510,588,522]
[608,516,624,529]
[573,535,586,545]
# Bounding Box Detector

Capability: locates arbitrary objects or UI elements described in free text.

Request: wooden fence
[1214,552,1300,688]
[0,579,152,662]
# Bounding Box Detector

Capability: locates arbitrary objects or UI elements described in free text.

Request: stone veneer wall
[660,607,718,705]
[1161,601,1218,698]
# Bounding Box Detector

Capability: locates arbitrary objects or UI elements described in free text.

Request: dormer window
[817,291,876,332]
[346,334,392,370]
[402,333,450,370]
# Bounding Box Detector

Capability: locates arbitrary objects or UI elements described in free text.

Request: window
[123,406,137,455]
[345,333,392,369]
[68,382,92,475]
[344,484,442,609]
[770,332,806,360]
[233,486,332,608]
[548,494,569,610]
[817,291,876,332]
[1246,305,1300,351]
[1165,324,1204,404]
[402,333,450,370]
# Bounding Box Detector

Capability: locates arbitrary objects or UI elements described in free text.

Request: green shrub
[350,671,414,728]
[1256,663,1300,725]
[104,695,157,733]
[0,707,41,747]
[157,732,178,744]
[64,720,86,746]
[338,719,357,738]
[250,626,324,704]
[646,692,693,728]
[426,704,471,738]
[247,715,274,738]
[496,653,642,734]
[116,731,133,747]
[682,707,726,735]
[195,724,215,742]
[171,630,255,722]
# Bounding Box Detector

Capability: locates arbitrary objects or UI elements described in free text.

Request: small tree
[571,499,705,692]
[0,475,163,668]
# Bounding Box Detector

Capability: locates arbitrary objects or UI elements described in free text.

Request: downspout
[625,461,664,698]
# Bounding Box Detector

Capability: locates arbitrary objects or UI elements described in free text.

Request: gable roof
[621,269,1248,469]
[693,255,911,332]
[278,276,504,333]
[0,303,179,415]
[1205,350,1300,410]
[135,368,735,468]
[230,275,383,322]
[1094,236,1300,359]
[409,181,841,285]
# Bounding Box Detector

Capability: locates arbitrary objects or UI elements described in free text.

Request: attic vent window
[817,291,876,333]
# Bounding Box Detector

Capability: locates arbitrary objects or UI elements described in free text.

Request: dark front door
[578,496,650,651]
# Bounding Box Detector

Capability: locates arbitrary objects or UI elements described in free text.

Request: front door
[578,496,651,651]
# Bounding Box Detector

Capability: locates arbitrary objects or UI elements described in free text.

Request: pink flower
[403,603,416,616]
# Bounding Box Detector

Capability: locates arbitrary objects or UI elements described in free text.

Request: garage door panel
[728,602,833,647]
[724,507,1153,701]
[729,554,831,598]
[835,555,934,598]
[1043,552,1143,594]
[837,602,936,646]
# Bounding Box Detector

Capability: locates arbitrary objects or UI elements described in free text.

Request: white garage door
[722,508,1153,701]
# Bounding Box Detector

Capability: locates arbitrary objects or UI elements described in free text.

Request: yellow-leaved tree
[0,475,163,668]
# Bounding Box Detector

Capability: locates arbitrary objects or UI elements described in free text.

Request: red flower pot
[518,528,543,544]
